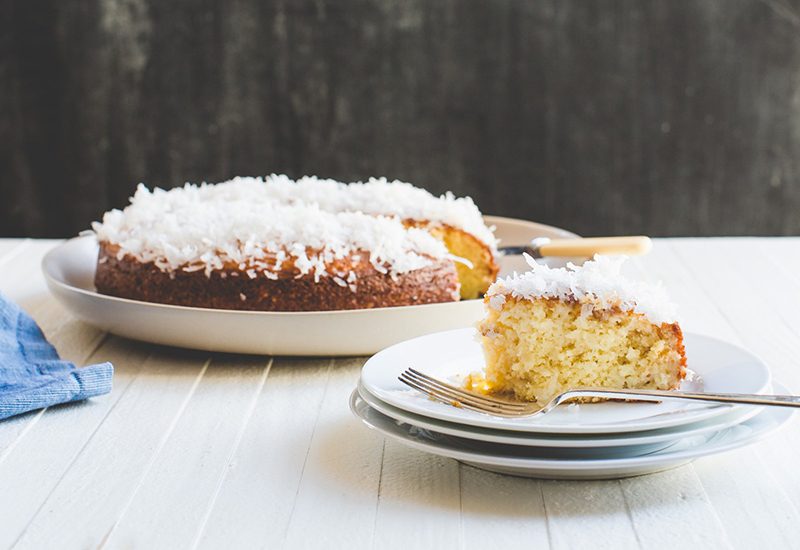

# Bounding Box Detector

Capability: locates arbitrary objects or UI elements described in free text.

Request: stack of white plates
[351,328,795,480]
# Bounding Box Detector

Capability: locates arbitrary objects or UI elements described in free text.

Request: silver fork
[398,367,800,419]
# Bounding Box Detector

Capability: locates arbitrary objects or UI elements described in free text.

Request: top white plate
[360,328,772,434]
[42,216,578,356]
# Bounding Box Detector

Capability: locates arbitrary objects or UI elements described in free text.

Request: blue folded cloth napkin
[0,290,113,420]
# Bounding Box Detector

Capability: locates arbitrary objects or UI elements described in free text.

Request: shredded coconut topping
[216,175,498,252]
[487,254,678,325]
[91,182,454,280]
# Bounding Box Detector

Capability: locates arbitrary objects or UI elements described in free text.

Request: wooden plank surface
[0,238,799,550]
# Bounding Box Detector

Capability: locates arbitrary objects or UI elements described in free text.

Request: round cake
[91,179,481,311]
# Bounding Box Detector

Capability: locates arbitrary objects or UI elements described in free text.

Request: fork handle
[566,388,800,408]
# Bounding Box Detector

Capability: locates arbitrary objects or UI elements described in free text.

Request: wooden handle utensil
[499,236,652,258]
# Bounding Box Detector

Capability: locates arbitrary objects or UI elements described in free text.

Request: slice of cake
[475,255,687,404]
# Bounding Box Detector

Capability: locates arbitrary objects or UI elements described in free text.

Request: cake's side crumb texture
[408,222,499,300]
[95,243,461,311]
[478,296,687,404]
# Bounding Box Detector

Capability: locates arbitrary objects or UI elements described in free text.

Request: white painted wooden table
[2,237,800,550]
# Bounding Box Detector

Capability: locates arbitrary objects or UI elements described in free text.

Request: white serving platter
[42,216,578,356]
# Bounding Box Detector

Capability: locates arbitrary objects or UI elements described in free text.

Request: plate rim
[356,380,763,448]
[349,380,795,473]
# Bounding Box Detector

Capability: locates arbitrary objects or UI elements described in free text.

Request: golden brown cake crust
[405,221,499,299]
[664,321,689,380]
[95,242,461,311]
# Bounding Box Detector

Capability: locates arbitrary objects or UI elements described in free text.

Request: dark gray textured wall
[2,0,800,238]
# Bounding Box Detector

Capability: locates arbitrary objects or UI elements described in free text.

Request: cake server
[499,236,652,258]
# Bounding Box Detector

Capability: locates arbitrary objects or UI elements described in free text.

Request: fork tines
[398,368,532,416]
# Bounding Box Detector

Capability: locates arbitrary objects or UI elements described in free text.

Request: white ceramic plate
[41,216,578,356]
[350,381,795,479]
[356,380,763,453]
[360,328,771,434]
